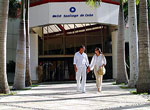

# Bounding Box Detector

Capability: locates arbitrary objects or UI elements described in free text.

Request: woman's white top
[90,54,107,71]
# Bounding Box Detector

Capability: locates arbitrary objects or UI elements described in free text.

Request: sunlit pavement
[0,81,150,110]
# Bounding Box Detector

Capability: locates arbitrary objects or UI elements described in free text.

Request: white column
[112,31,118,79]
[30,34,38,81]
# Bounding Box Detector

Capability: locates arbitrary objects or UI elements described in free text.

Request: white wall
[7,18,20,63]
[7,18,20,82]
[96,3,119,25]
[112,31,118,79]
[30,34,38,81]
[29,3,49,28]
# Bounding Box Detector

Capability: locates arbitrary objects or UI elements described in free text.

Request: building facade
[7,0,121,82]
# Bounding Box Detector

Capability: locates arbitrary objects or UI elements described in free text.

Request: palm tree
[13,0,26,89]
[148,0,150,43]
[137,0,150,93]
[0,0,10,94]
[128,0,139,88]
[116,0,129,84]
[87,0,128,84]
[25,0,32,87]
[148,0,150,24]
[87,0,129,84]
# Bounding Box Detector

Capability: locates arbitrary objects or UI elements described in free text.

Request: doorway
[36,23,114,81]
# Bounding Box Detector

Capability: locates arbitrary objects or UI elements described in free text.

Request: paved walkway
[0,82,150,110]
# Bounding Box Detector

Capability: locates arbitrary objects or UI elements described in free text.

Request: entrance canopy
[29,2,119,27]
[30,0,120,7]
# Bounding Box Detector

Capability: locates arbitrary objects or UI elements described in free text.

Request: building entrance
[33,23,115,82]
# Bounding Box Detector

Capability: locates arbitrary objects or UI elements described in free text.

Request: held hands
[87,67,90,73]
[74,65,90,73]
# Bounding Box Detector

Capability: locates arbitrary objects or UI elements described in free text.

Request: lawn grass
[112,82,117,85]
[0,92,16,96]
[10,84,39,91]
[130,90,149,95]
[112,82,135,89]
[119,86,135,89]
[0,84,39,96]
[11,87,32,91]
[112,82,126,86]
[31,84,39,87]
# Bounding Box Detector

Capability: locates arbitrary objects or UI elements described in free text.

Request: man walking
[73,45,90,93]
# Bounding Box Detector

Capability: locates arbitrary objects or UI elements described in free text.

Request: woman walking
[90,48,107,92]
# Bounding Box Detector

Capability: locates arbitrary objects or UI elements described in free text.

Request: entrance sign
[29,2,119,27]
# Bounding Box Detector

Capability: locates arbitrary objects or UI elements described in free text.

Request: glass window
[44,36,63,55]
[42,24,112,55]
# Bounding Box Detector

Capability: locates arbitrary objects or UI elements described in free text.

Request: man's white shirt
[73,52,89,68]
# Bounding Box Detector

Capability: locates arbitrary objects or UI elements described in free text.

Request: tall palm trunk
[148,0,150,24]
[128,0,139,88]
[25,0,32,87]
[13,0,26,89]
[116,3,129,84]
[148,0,150,46]
[137,0,150,93]
[0,0,10,94]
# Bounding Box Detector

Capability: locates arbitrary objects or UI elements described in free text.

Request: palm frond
[86,0,101,8]
[136,0,140,5]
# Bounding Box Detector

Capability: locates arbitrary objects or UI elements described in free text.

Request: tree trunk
[128,0,139,88]
[137,0,150,94]
[25,0,32,87]
[0,0,10,94]
[13,0,26,90]
[116,4,129,84]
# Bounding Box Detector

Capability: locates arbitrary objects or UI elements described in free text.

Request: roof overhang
[30,0,120,7]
